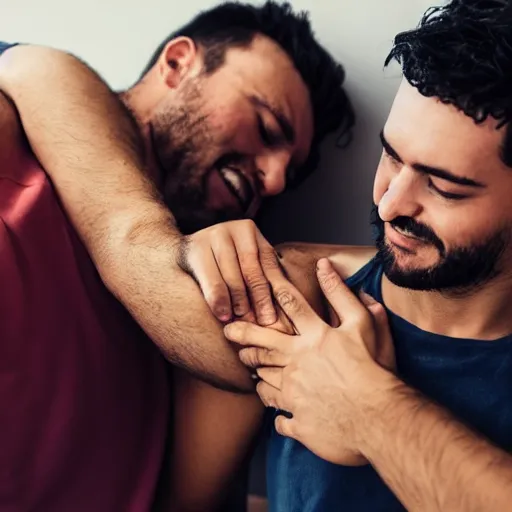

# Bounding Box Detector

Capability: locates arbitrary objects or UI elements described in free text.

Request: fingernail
[217,308,231,322]
[233,305,246,317]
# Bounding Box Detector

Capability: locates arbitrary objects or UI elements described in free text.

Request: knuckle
[275,288,301,313]
[319,271,340,293]
[239,348,261,368]
[244,271,269,289]
[259,248,279,269]
[239,219,256,229]
[248,348,272,367]
[346,309,369,327]
[252,291,273,310]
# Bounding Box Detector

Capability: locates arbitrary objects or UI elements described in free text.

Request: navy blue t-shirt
[267,257,512,511]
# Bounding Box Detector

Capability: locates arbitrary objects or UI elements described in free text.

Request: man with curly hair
[220,1,512,510]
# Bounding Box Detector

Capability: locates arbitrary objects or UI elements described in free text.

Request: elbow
[0,45,78,91]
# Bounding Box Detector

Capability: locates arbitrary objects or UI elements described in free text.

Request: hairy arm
[282,244,512,510]
[359,368,512,511]
[0,45,254,391]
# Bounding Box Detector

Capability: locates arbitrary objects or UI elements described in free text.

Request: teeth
[220,167,246,202]
[395,226,416,238]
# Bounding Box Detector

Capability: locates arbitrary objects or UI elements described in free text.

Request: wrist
[353,365,404,458]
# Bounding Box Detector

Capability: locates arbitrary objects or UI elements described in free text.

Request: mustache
[371,205,445,255]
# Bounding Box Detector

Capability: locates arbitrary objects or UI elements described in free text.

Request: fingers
[224,321,289,350]
[233,226,276,326]
[257,367,283,389]
[212,230,251,318]
[269,281,321,334]
[187,244,232,322]
[274,414,296,439]
[256,380,284,410]
[239,347,290,368]
[316,258,369,326]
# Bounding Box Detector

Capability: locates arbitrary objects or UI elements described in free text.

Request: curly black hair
[140,1,354,187]
[385,0,512,166]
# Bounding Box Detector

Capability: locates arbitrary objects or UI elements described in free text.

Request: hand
[224,258,396,466]
[177,219,280,326]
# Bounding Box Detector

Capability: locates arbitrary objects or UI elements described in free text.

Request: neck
[118,86,162,187]
[382,269,512,340]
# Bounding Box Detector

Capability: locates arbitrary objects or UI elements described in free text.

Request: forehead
[213,35,314,160]
[384,80,506,181]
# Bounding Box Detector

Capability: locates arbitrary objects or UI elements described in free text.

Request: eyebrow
[251,95,295,145]
[379,130,486,188]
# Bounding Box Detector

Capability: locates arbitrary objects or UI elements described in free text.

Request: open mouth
[392,225,425,242]
[217,165,254,213]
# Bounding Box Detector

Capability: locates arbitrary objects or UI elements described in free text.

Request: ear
[156,37,200,89]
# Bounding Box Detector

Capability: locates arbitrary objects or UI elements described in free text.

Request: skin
[0,37,316,511]
[223,80,512,511]
[377,80,512,339]
[7,38,512,509]
[0,35,315,390]
[122,35,313,233]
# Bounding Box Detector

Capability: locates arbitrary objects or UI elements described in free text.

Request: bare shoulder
[277,242,376,281]
[275,242,376,321]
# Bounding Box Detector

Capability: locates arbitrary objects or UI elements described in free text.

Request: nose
[255,150,291,197]
[378,166,422,222]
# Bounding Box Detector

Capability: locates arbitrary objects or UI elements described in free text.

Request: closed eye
[428,180,467,200]
[383,149,400,166]
[258,115,281,147]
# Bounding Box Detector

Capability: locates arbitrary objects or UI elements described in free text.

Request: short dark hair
[385,0,512,166]
[141,1,354,187]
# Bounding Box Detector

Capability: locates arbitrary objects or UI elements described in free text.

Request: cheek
[207,104,256,149]
[430,204,500,249]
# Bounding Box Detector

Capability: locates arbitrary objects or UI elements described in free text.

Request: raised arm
[0,44,259,391]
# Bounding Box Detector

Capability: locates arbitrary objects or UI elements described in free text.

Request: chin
[388,240,439,267]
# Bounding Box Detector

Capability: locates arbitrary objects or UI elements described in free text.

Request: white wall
[0,0,434,245]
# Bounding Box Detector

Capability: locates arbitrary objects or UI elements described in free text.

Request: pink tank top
[0,141,169,511]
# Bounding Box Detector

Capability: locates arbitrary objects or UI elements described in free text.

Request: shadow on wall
[257,78,391,247]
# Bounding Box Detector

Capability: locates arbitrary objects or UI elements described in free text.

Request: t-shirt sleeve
[0,42,19,56]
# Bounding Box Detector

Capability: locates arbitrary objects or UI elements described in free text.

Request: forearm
[361,370,512,511]
[0,45,253,391]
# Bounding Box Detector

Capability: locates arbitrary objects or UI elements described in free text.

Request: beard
[370,204,509,293]
[150,83,243,234]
